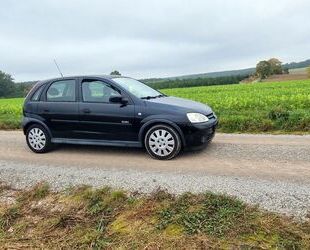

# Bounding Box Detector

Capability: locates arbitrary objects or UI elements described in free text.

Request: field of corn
[0,79,309,133]
[163,79,310,133]
[0,98,23,129]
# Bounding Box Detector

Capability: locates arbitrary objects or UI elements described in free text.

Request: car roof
[27,75,132,100]
[39,75,128,84]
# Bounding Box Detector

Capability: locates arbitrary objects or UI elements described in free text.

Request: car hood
[146,96,212,114]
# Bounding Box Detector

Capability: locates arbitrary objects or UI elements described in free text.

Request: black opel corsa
[22,76,218,160]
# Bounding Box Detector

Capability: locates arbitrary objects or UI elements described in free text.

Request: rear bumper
[21,116,29,134]
[181,119,218,149]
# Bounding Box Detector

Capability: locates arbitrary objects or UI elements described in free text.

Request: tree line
[0,71,31,98]
[143,75,248,89]
[0,70,248,98]
[110,70,248,89]
[0,70,122,98]
[1,62,309,98]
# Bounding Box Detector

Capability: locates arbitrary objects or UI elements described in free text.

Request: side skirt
[51,138,142,148]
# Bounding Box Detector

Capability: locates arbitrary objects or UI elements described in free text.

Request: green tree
[110,70,121,76]
[256,61,272,79]
[0,71,15,97]
[268,58,282,74]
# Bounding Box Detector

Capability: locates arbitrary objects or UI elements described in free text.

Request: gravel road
[0,131,309,219]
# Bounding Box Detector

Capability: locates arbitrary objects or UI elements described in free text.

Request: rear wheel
[144,124,181,160]
[26,124,52,153]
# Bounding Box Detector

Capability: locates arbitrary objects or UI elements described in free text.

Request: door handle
[83,108,91,114]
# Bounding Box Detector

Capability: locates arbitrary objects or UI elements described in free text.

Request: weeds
[17,182,50,203]
[0,184,309,249]
[0,205,20,232]
[156,192,248,236]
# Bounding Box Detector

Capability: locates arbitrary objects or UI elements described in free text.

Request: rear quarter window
[31,84,45,101]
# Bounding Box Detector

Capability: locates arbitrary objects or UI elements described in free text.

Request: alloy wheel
[148,129,175,157]
[28,127,46,150]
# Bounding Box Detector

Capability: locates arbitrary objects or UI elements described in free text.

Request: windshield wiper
[141,94,166,100]
[156,94,166,98]
[141,96,156,100]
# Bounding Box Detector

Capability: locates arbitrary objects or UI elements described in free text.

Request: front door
[37,79,79,138]
[77,79,136,141]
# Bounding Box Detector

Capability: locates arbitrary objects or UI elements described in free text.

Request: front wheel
[144,124,181,160]
[26,124,52,153]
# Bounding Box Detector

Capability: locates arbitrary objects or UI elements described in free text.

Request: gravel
[209,143,310,163]
[1,160,309,220]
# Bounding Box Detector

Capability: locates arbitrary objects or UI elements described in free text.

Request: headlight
[187,113,209,123]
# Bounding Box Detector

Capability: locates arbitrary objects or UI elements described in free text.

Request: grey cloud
[0,0,309,81]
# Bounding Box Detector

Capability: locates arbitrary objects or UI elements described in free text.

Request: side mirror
[109,95,128,104]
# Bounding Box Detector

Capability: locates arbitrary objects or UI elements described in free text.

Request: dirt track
[0,131,309,183]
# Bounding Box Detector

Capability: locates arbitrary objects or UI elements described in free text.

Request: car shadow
[53,142,213,160]
[55,143,146,155]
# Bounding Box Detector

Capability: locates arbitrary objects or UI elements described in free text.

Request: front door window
[82,80,120,103]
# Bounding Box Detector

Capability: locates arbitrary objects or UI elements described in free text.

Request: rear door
[77,78,136,141]
[37,78,79,138]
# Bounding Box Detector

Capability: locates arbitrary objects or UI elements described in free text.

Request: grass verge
[0,183,309,249]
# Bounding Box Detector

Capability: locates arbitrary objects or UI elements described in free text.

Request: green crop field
[0,79,309,133]
[162,79,310,133]
[0,97,24,129]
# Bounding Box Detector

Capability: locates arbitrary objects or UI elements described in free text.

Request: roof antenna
[53,59,64,77]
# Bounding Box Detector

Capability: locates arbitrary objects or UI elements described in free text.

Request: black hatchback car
[23,75,217,160]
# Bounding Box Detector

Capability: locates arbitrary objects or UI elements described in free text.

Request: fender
[22,116,53,138]
[138,118,186,147]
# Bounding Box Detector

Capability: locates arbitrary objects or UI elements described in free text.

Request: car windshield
[112,77,163,99]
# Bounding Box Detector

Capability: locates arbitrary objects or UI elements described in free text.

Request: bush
[268,106,290,121]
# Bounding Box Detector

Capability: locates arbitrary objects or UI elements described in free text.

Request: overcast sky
[1,0,310,81]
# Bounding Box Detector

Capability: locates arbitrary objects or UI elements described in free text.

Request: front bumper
[181,118,218,150]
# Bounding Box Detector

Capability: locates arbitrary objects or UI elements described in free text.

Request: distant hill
[288,67,308,75]
[283,59,310,70]
[16,59,310,85]
[142,68,255,84]
[143,59,310,83]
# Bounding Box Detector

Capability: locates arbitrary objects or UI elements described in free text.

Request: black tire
[26,124,52,153]
[144,124,182,160]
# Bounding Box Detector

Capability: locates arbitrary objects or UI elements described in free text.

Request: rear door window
[46,79,76,102]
